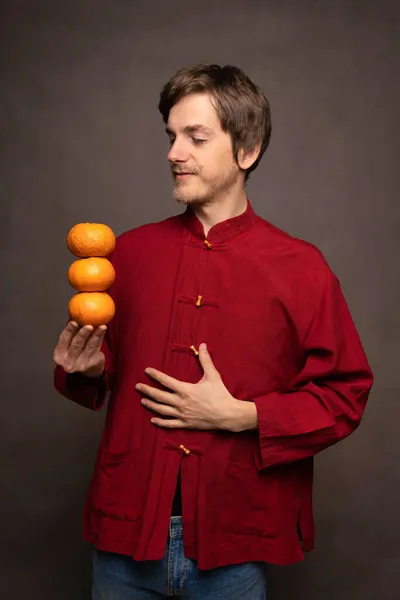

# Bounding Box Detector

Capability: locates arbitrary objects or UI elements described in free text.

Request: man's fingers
[151,418,187,429]
[198,343,220,380]
[67,325,96,359]
[54,323,107,373]
[144,368,185,394]
[141,399,180,418]
[68,325,107,372]
[53,321,79,364]
[80,325,107,359]
[137,384,179,406]
[56,321,79,353]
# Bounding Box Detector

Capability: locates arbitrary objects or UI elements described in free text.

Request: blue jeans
[92,516,268,599]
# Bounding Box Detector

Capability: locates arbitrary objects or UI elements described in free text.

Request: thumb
[198,343,219,379]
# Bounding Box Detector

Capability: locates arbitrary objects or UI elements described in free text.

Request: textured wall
[1,1,398,598]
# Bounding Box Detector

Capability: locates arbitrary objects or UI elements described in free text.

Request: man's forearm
[222,399,258,433]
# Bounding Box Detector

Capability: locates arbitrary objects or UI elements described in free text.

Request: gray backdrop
[1,1,399,598]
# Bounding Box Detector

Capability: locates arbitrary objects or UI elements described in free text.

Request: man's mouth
[174,172,195,180]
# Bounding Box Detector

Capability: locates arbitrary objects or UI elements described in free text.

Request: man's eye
[168,138,175,146]
[193,138,207,145]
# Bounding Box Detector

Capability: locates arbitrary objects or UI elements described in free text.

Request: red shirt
[54,200,373,569]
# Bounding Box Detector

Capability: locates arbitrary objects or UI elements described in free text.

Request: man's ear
[237,142,262,171]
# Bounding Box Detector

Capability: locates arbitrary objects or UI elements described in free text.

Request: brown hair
[158,64,271,181]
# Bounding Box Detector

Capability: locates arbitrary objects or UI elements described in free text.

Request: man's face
[166,93,241,206]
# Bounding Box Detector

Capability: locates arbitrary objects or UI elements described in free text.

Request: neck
[191,188,248,237]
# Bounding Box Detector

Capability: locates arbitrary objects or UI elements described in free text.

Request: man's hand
[135,343,258,432]
[53,321,106,378]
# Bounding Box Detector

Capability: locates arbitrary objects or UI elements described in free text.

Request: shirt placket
[167,236,214,519]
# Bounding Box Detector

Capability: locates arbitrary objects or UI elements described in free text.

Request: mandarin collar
[180,199,259,244]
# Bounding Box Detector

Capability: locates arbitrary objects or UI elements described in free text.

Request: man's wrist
[223,399,258,433]
[84,366,105,379]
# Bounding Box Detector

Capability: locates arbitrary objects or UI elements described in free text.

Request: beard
[173,163,239,206]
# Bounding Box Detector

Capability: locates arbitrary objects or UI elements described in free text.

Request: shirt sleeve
[253,267,374,469]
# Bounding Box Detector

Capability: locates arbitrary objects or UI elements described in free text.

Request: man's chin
[173,193,207,206]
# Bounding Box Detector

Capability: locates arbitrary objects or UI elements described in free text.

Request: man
[53,64,374,599]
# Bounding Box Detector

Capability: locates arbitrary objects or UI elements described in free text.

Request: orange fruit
[67,223,116,258]
[68,257,115,292]
[68,292,115,326]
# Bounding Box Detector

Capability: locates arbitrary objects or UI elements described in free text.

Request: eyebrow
[165,125,214,136]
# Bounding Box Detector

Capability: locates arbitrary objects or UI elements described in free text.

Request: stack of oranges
[66,223,116,326]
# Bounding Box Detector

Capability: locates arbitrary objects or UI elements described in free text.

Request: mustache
[171,167,198,175]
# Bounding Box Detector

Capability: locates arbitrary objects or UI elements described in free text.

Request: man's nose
[168,139,190,163]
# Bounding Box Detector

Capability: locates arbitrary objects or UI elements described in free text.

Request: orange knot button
[195,295,203,307]
[190,345,199,356]
[203,240,212,249]
[179,444,191,455]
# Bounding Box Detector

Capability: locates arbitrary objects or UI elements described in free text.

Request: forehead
[167,93,222,132]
